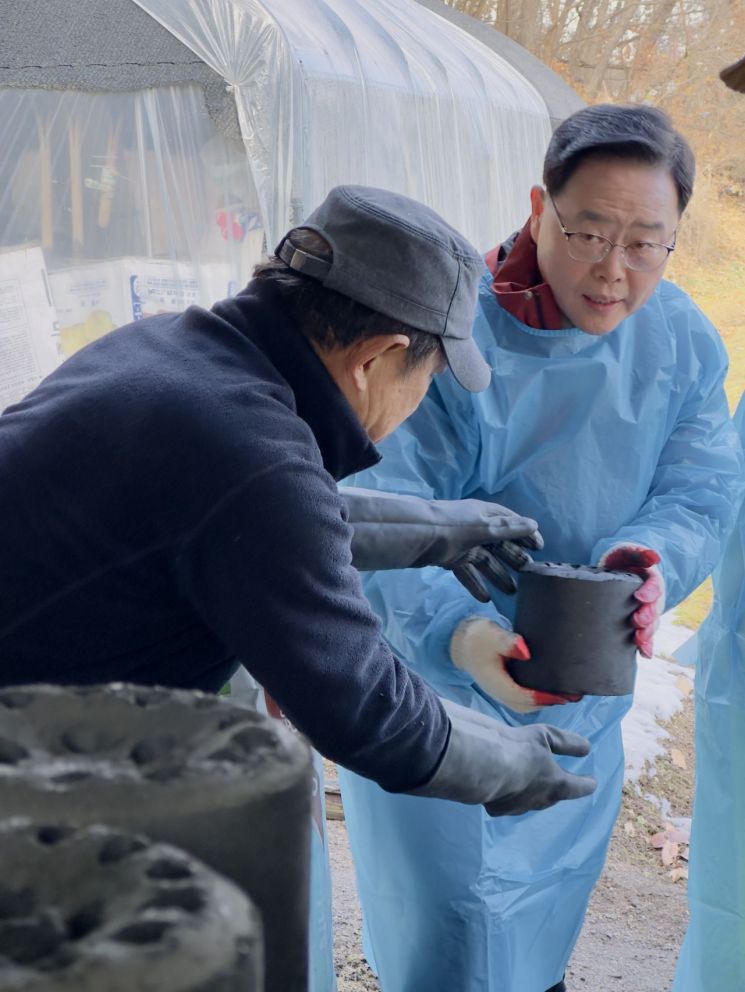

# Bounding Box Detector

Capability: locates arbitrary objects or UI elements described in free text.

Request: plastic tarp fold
[133,0,552,248]
[0,84,260,408]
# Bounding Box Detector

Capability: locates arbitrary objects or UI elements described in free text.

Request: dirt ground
[328,697,694,992]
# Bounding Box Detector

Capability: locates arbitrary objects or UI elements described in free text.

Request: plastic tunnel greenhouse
[0,0,580,407]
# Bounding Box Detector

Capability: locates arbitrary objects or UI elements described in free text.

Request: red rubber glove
[598,544,665,659]
[450,618,582,714]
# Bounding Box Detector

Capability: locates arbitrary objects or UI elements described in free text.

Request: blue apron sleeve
[592,311,745,607]
[350,384,508,685]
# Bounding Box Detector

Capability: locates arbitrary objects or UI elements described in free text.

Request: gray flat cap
[276,185,490,392]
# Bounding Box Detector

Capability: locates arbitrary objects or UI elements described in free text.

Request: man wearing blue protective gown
[339,105,745,992]
[673,394,745,992]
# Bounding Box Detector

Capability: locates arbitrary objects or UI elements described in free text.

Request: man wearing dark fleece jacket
[0,186,595,808]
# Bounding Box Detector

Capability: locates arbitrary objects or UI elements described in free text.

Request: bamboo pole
[35,111,53,253]
[97,117,122,230]
[68,118,84,257]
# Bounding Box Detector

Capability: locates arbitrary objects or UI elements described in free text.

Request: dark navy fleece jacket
[0,280,448,791]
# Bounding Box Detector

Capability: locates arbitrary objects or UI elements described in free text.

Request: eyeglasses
[549,197,676,272]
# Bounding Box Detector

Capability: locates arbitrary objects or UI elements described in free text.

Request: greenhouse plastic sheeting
[134,0,553,249]
[0,85,261,410]
[674,394,745,992]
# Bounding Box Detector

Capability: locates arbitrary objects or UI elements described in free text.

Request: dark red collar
[485,220,565,330]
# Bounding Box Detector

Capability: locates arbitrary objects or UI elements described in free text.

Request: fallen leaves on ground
[670,748,688,769]
[648,822,691,881]
[661,840,678,866]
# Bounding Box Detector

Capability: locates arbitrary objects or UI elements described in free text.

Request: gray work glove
[341,487,543,602]
[409,698,596,816]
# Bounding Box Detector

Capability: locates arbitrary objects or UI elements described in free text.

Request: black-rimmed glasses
[549,197,676,272]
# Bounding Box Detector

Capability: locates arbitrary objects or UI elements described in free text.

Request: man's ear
[529,186,546,242]
[348,333,411,393]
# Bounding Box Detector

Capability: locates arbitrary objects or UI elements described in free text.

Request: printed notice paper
[0,247,60,411]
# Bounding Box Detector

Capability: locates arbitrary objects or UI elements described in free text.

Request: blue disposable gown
[339,273,744,992]
[674,394,745,992]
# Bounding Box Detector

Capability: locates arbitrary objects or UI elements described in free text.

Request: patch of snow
[669,815,691,832]
[655,612,696,660]
[640,791,674,821]
[621,612,695,783]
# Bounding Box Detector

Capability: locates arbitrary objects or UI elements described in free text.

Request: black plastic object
[507,562,643,696]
